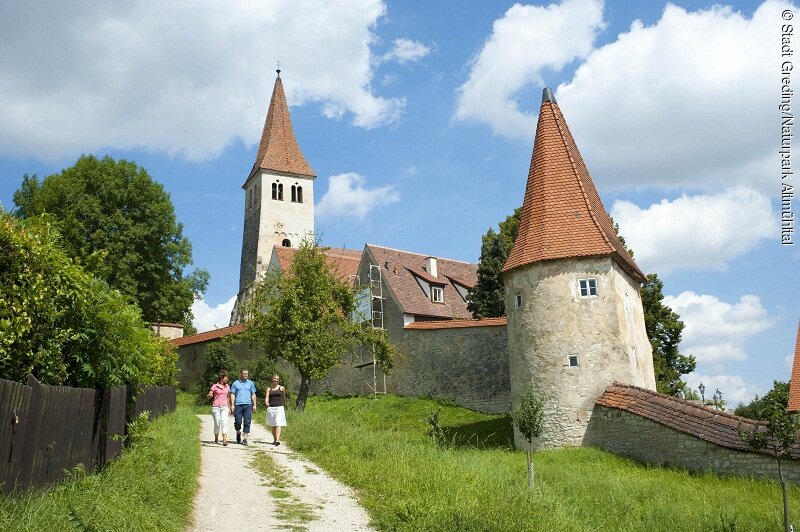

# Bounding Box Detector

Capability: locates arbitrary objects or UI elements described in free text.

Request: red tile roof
[502,90,645,282]
[787,321,800,411]
[170,323,245,347]
[365,244,477,320]
[405,317,507,330]
[273,246,362,285]
[597,383,799,457]
[249,74,315,181]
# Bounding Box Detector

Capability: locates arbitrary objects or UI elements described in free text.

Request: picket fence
[0,375,175,494]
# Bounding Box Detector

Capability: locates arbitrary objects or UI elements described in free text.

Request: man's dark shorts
[234,403,252,433]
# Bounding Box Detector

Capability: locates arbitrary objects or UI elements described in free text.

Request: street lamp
[699,382,706,404]
[716,389,723,410]
[712,391,719,410]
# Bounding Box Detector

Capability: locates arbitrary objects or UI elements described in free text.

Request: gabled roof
[787,321,800,411]
[502,88,645,282]
[171,324,245,347]
[248,72,316,182]
[364,244,477,320]
[597,383,800,458]
[273,246,362,285]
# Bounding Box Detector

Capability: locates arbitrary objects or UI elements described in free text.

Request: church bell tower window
[282,239,291,248]
[272,182,278,200]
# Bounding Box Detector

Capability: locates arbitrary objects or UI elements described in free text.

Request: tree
[12,155,209,327]
[512,388,546,488]
[471,207,695,393]
[195,340,239,405]
[467,208,520,318]
[738,391,799,532]
[0,210,175,388]
[641,274,696,395]
[241,240,398,410]
[735,381,790,420]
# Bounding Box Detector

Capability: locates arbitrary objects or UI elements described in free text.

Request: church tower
[232,71,316,322]
[502,88,656,449]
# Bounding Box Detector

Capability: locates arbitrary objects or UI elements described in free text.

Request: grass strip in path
[282,394,800,531]
[250,450,319,529]
[0,402,200,531]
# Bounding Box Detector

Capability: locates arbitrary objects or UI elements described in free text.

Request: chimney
[425,257,438,278]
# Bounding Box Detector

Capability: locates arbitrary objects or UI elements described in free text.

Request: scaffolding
[354,263,387,395]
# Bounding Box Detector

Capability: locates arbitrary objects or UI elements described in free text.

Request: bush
[0,211,176,387]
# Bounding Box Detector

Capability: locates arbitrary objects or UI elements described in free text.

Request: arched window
[272,182,278,200]
[297,186,303,203]
[282,239,291,247]
[291,185,297,203]
[278,183,284,201]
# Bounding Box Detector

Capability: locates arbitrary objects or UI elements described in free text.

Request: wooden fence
[0,376,175,494]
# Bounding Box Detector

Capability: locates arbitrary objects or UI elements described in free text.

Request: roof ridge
[366,243,476,265]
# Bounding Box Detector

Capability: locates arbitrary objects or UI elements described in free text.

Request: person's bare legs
[271,426,278,444]
[275,426,281,443]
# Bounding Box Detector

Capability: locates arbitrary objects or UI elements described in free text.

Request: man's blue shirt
[230,379,256,405]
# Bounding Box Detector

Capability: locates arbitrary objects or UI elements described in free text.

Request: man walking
[229,368,257,446]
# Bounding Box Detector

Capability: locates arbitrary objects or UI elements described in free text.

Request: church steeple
[502,87,645,282]
[250,71,316,181]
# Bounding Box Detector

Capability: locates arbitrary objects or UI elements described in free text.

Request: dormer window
[578,278,597,298]
[431,286,444,303]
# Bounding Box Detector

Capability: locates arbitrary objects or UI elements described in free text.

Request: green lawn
[277,394,798,531]
[0,399,200,531]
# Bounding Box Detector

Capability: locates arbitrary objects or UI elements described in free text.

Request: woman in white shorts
[207,371,230,445]
[265,374,287,445]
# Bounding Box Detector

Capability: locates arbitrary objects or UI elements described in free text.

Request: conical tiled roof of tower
[249,72,316,180]
[502,88,645,282]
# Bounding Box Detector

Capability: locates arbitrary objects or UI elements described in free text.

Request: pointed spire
[502,88,645,282]
[250,73,315,180]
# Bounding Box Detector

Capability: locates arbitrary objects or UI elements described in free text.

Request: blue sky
[0,0,796,405]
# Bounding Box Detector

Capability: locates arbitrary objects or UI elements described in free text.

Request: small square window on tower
[568,355,579,367]
[431,286,444,303]
[578,278,598,297]
[515,294,523,309]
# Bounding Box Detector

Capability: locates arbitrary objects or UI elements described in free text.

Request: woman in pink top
[207,372,230,445]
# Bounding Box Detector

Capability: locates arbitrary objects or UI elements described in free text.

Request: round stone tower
[502,88,656,449]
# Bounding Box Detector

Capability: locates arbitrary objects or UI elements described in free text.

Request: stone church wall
[585,405,800,483]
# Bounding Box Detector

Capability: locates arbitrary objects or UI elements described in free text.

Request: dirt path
[188,414,374,532]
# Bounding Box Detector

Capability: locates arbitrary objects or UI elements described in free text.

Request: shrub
[195,341,238,405]
[0,211,175,387]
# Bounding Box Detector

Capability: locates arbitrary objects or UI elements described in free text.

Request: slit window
[578,278,598,297]
[568,355,579,367]
[431,286,444,303]
[514,294,523,309]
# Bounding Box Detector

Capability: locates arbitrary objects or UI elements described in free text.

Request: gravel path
[188,414,375,532]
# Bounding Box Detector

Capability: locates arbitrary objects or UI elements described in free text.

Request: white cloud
[558,1,791,191]
[384,38,431,64]
[191,295,237,333]
[0,0,405,162]
[664,291,777,363]
[684,373,762,404]
[455,0,604,138]
[316,172,400,221]
[611,187,776,273]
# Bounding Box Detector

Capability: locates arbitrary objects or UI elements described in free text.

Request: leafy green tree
[641,274,696,394]
[735,381,789,420]
[241,240,398,410]
[195,340,239,405]
[738,390,800,532]
[0,210,173,387]
[12,155,209,327]
[512,388,546,488]
[467,208,520,318]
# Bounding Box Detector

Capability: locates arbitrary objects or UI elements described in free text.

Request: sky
[0,0,797,406]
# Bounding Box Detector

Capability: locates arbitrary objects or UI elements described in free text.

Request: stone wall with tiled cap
[586,383,800,483]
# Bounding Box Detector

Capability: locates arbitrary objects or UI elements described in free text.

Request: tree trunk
[296,373,311,411]
[527,443,534,488]
[776,455,791,532]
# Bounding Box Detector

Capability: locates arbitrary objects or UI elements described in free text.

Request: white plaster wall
[255,170,315,254]
[504,256,655,450]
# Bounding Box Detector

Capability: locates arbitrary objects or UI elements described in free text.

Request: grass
[280,394,800,532]
[250,451,318,529]
[0,401,200,531]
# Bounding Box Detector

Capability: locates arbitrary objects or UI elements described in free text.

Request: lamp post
[699,382,706,404]
[712,391,719,410]
[716,389,723,411]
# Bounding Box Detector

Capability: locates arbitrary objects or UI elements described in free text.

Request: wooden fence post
[17,375,44,490]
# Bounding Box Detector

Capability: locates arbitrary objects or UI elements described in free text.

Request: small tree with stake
[512,388,546,488]
[738,395,800,532]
